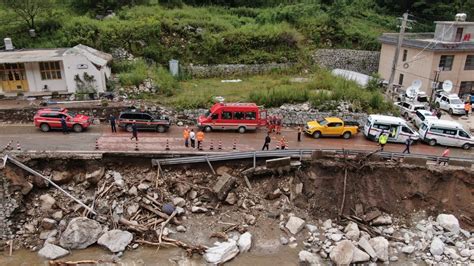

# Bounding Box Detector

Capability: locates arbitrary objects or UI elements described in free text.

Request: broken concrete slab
[204,239,239,264]
[266,157,291,169]
[213,173,236,200]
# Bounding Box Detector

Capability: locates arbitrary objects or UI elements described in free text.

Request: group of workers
[182,126,205,150]
[266,115,283,135]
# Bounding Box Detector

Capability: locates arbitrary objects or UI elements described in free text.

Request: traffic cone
[165,139,170,151]
[232,138,237,150]
[218,139,222,150]
[209,139,214,150]
[4,140,12,150]
[95,138,99,150]
[275,142,280,150]
[16,141,21,151]
[135,140,139,151]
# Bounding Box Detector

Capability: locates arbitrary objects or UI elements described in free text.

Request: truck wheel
[342,131,351,139]
[313,131,321,139]
[125,124,133,132]
[73,124,83,133]
[156,125,166,133]
[238,126,246,134]
[40,123,50,132]
[462,143,471,150]
[204,126,212,132]
[448,108,453,115]
[428,139,437,146]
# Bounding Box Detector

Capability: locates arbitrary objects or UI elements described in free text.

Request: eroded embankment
[0,156,472,264]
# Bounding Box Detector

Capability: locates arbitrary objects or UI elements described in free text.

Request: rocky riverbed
[0,155,472,264]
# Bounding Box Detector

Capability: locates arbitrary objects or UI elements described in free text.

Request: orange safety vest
[280,137,287,146]
[465,103,471,112]
[183,129,190,139]
[197,132,204,141]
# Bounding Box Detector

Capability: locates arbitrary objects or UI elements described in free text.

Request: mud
[0,155,472,264]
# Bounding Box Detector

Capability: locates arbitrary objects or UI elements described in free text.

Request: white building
[0,40,112,96]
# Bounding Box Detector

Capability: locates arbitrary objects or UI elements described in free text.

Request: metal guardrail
[152,148,474,166]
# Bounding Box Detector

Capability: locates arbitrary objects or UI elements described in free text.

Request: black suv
[117,109,170,133]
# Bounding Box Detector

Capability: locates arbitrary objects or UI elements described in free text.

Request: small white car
[412,109,437,128]
[435,93,466,115]
[394,101,426,120]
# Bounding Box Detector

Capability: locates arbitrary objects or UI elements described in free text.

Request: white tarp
[331,69,372,87]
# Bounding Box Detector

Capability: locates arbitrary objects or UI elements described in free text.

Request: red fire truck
[197,103,267,133]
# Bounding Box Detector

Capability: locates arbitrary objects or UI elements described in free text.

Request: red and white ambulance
[197,102,267,133]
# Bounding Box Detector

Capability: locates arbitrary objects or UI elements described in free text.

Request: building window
[455,28,463,42]
[439,55,454,71]
[398,74,404,85]
[465,55,474,70]
[459,81,474,96]
[39,61,62,80]
[402,49,408,62]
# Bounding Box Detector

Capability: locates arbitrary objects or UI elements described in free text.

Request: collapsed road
[0,150,473,265]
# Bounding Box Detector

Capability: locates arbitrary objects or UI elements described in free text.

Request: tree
[1,0,52,29]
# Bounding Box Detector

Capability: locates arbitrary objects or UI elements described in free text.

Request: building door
[0,63,29,92]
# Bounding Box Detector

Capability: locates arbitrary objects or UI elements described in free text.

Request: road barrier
[151,148,474,167]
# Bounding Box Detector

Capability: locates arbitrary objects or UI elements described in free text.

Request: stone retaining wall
[313,49,380,75]
[182,63,294,78]
[0,104,367,127]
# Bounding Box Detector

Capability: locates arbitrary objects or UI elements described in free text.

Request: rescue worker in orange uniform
[183,126,190,148]
[196,130,205,151]
[280,136,287,150]
[276,116,282,135]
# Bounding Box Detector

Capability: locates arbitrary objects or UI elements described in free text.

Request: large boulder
[358,237,377,259]
[299,250,323,265]
[85,167,105,185]
[213,173,236,200]
[368,237,389,262]
[344,222,360,241]
[38,244,70,260]
[98,230,133,253]
[436,214,460,233]
[51,171,72,184]
[352,247,370,263]
[238,232,252,253]
[430,237,444,256]
[204,239,239,264]
[285,216,305,235]
[330,240,354,265]
[59,217,102,249]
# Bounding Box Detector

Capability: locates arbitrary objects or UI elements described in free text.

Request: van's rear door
[259,110,267,126]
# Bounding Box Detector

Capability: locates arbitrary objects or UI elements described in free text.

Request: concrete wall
[63,54,109,93]
[313,49,380,75]
[182,63,293,78]
[25,62,67,93]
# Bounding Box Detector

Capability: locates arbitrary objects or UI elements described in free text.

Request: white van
[418,120,473,150]
[364,115,420,143]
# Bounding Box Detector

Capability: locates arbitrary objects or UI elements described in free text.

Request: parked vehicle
[34,108,92,132]
[197,103,267,133]
[419,119,473,150]
[394,101,426,120]
[435,92,466,115]
[398,91,429,104]
[412,109,437,128]
[304,117,359,139]
[364,115,419,143]
[117,109,170,133]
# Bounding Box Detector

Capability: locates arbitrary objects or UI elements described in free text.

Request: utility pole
[430,69,441,108]
[387,12,409,99]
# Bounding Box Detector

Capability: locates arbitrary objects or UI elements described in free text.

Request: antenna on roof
[442,80,453,93]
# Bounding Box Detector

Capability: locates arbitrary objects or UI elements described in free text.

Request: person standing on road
[378,131,388,151]
[196,130,205,151]
[183,126,190,148]
[280,136,287,150]
[109,114,117,133]
[465,101,471,117]
[190,129,196,148]
[439,146,450,165]
[60,116,69,134]
[262,133,271,150]
[276,116,282,135]
[130,121,138,141]
[297,126,302,142]
[402,137,412,154]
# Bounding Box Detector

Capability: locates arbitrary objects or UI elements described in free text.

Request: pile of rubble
[288,212,473,265]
